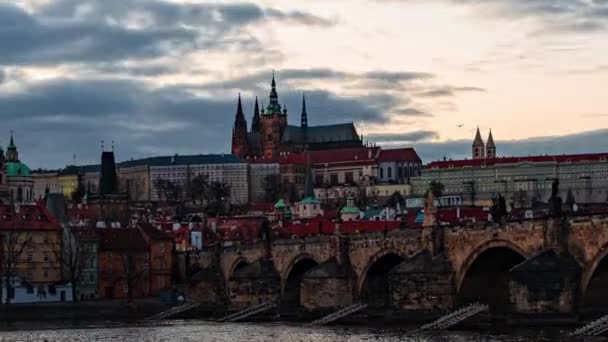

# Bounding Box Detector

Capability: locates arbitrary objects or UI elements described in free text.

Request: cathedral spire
[7,130,18,162]
[234,93,247,129]
[265,71,283,115]
[231,94,249,158]
[251,96,261,133]
[486,129,496,159]
[301,94,308,128]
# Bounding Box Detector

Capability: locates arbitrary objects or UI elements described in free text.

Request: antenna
[112,140,115,152]
[101,140,105,152]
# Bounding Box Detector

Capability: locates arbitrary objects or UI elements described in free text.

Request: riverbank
[0,299,173,327]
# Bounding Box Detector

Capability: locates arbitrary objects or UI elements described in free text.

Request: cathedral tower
[260,72,288,159]
[231,94,249,158]
[486,129,496,159]
[472,127,485,160]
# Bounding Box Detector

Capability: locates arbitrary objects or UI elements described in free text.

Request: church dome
[6,161,32,177]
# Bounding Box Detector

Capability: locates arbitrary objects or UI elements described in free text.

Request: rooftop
[426,152,608,169]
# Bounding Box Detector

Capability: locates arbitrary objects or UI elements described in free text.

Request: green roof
[275,199,286,210]
[340,206,360,215]
[301,196,320,204]
[6,161,31,177]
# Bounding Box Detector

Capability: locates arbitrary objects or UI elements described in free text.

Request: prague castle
[231,73,363,159]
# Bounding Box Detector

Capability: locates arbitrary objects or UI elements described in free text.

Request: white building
[1,276,73,304]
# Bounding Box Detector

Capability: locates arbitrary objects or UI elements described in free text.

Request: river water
[0,320,602,342]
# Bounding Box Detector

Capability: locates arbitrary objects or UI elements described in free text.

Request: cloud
[396,0,608,34]
[368,130,440,143]
[415,85,486,98]
[0,1,333,67]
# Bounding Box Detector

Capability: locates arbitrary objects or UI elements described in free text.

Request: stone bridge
[188,215,608,318]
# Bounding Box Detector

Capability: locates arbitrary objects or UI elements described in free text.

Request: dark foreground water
[0,320,603,342]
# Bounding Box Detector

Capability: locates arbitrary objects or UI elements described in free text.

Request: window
[44,254,49,262]
[380,168,384,178]
[27,254,33,262]
[345,172,354,184]
[330,174,338,186]
[159,242,165,253]
[388,167,392,178]
[44,270,49,278]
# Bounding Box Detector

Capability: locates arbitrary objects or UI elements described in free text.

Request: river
[0,320,603,342]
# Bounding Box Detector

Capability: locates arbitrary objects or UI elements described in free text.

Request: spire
[234,93,247,130]
[472,126,485,160]
[301,94,308,128]
[251,96,261,133]
[473,126,484,146]
[7,130,18,162]
[265,71,282,115]
[486,129,495,147]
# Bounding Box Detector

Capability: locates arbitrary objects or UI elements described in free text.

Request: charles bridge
[185,214,608,320]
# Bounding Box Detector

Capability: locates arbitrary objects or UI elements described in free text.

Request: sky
[1,0,607,168]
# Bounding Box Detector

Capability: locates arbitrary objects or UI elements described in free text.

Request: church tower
[486,129,496,159]
[231,94,249,158]
[6,132,18,162]
[301,94,308,128]
[260,72,288,159]
[472,127,485,160]
[251,96,261,133]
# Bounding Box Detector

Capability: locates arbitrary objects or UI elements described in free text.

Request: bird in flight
[457,124,464,128]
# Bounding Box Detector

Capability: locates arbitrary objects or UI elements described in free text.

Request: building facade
[231,73,363,159]
[248,161,280,202]
[412,131,608,207]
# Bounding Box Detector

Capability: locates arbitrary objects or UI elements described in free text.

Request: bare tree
[191,174,210,205]
[59,227,95,303]
[1,203,31,305]
[154,179,183,204]
[120,228,150,303]
[206,181,231,216]
[263,174,283,202]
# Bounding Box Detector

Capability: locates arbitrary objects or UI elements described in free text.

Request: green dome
[6,161,31,177]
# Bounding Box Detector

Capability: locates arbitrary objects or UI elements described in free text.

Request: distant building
[412,130,608,206]
[138,223,173,297]
[231,73,363,160]
[376,148,422,184]
[247,160,280,202]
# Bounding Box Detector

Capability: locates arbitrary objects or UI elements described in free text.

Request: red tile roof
[426,152,608,169]
[377,148,421,163]
[138,222,173,240]
[0,203,59,231]
[310,147,380,166]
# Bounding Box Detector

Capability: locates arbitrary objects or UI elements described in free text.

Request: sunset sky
[1,0,607,168]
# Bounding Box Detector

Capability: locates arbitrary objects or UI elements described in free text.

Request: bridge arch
[580,243,608,311]
[456,240,528,313]
[357,249,405,308]
[455,239,530,292]
[227,257,249,280]
[280,254,320,308]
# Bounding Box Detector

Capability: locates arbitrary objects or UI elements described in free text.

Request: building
[247,160,280,202]
[0,203,62,302]
[310,146,380,187]
[87,150,130,227]
[1,275,73,304]
[376,148,422,184]
[117,163,150,203]
[412,130,608,207]
[4,134,34,203]
[148,154,248,205]
[231,73,363,159]
[137,223,173,296]
[97,228,150,299]
[32,170,62,200]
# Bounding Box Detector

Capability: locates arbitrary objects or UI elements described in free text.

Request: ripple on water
[0,321,600,342]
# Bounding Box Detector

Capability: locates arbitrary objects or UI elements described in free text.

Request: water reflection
[0,321,601,342]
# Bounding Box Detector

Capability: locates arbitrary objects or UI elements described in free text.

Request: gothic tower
[486,129,496,159]
[472,127,485,160]
[231,94,249,158]
[260,72,288,159]
[301,94,308,128]
[251,96,261,133]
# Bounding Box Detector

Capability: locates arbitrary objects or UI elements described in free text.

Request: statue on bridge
[491,193,507,224]
[548,179,563,217]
